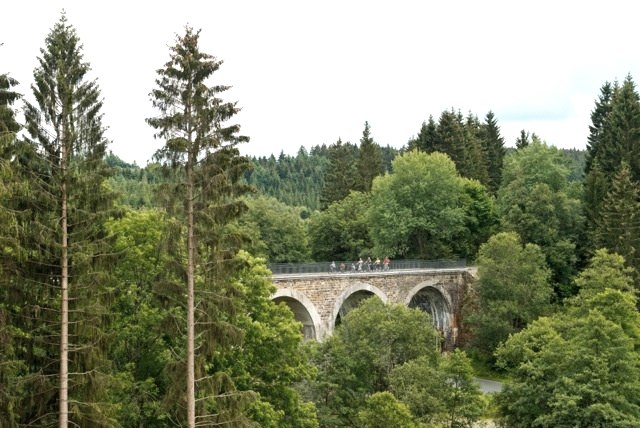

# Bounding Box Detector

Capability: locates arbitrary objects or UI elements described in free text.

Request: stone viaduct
[270,266,477,349]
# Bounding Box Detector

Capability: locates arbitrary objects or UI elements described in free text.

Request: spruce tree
[462,112,489,185]
[407,116,439,153]
[584,75,640,254]
[585,81,614,173]
[356,121,384,192]
[437,109,466,167]
[515,129,530,149]
[0,72,22,428]
[320,137,358,209]
[478,111,506,194]
[0,74,21,141]
[594,162,640,284]
[15,13,116,426]
[147,26,254,427]
[597,76,640,183]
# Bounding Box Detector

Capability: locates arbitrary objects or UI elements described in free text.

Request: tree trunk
[187,163,196,428]
[59,137,69,428]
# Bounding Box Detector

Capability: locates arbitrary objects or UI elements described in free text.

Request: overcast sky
[3,1,640,165]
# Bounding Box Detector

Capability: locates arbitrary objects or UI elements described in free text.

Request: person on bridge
[383,256,390,271]
[330,261,336,273]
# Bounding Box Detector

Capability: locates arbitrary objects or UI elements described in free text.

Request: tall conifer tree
[15,13,116,426]
[594,162,640,283]
[0,71,22,427]
[320,137,358,209]
[478,111,505,194]
[147,26,254,427]
[407,116,439,153]
[356,121,384,192]
[584,76,640,254]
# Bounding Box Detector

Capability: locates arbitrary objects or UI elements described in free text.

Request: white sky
[3,1,640,165]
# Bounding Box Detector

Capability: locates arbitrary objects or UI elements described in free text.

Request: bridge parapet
[269,259,466,275]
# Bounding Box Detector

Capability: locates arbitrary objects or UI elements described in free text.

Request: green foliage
[439,349,486,428]
[455,178,499,260]
[496,311,640,427]
[239,195,311,263]
[594,162,640,283]
[367,150,468,259]
[408,109,505,192]
[495,249,640,427]
[0,73,21,145]
[247,147,329,211]
[389,356,445,426]
[355,121,385,192]
[106,152,163,208]
[307,191,372,261]
[464,232,553,365]
[147,26,255,426]
[584,76,640,259]
[357,392,416,428]
[320,138,359,209]
[6,12,119,425]
[307,298,440,426]
[479,111,506,194]
[498,141,584,298]
[104,208,173,425]
[225,251,319,428]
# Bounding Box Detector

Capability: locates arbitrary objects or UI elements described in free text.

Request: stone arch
[405,281,454,346]
[331,283,388,329]
[272,288,322,341]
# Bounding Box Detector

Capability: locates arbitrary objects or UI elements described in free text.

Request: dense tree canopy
[367,150,495,260]
[496,249,640,427]
[239,195,311,263]
[464,232,553,364]
[497,141,584,298]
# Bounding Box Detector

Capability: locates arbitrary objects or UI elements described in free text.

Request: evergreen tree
[478,110,506,194]
[584,75,640,255]
[0,74,21,142]
[407,116,438,153]
[355,121,384,192]
[436,109,466,167]
[0,73,22,428]
[320,138,358,209]
[13,13,116,426]
[597,76,640,183]
[594,162,640,284]
[462,112,489,185]
[585,81,614,173]
[515,129,530,149]
[147,26,254,427]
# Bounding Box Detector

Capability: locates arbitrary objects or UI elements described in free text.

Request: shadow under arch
[405,281,454,347]
[272,288,322,341]
[331,282,388,329]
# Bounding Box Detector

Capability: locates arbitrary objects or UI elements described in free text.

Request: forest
[2,13,640,428]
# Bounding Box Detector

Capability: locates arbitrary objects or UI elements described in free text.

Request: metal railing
[268,259,466,275]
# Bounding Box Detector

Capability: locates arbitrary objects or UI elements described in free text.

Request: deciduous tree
[464,232,553,364]
[367,150,467,259]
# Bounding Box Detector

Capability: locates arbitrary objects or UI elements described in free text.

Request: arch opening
[273,296,317,340]
[335,290,376,327]
[408,286,452,337]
